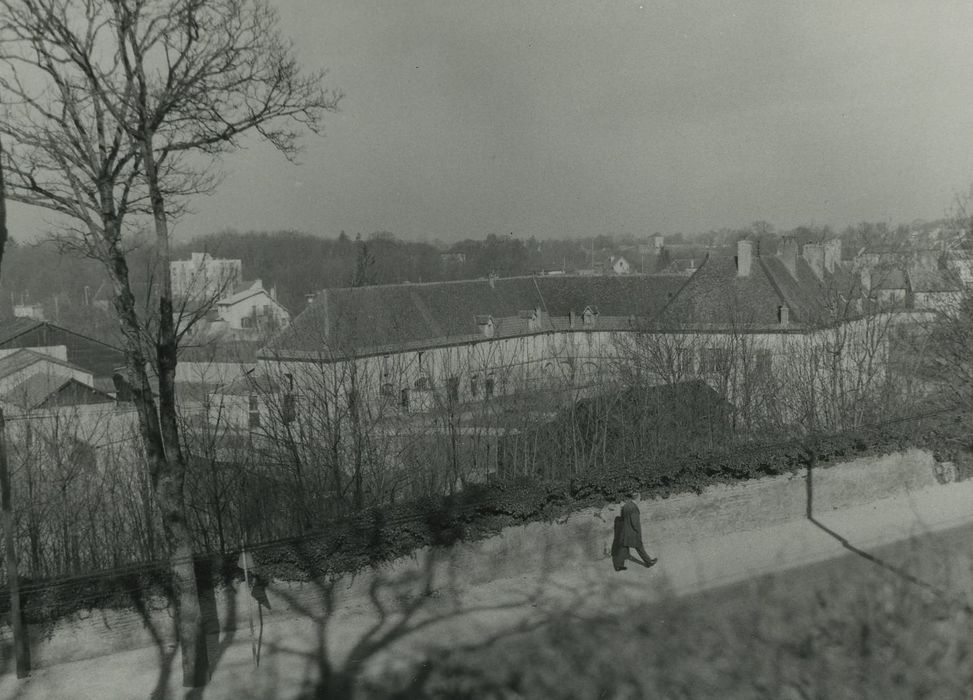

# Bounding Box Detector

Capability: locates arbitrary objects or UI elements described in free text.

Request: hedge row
[6,408,970,626]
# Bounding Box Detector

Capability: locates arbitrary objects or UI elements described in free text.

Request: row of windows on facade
[237,347,796,430]
[380,373,496,408]
[247,392,295,429]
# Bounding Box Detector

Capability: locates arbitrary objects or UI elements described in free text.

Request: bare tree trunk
[0,408,29,677]
[0,140,28,676]
[137,131,208,687]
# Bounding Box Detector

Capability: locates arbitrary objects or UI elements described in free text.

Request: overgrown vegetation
[3,406,967,627]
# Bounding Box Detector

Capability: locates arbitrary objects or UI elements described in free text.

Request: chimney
[778,236,798,276]
[488,272,498,289]
[736,239,752,277]
[803,243,825,280]
[778,305,789,327]
[270,285,277,302]
[822,246,835,274]
[860,267,871,292]
[823,239,840,274]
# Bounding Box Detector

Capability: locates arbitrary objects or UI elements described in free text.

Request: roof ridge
[756,255,794,322]
[655,254,709,320]
[409,289,446,339]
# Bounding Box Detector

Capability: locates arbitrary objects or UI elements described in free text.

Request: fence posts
[0,408,30,677]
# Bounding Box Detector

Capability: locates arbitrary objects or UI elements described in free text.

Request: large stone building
[201,237,930,439]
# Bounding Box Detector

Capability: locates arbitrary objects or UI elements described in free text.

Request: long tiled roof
[263,275,689,359]
[263,242,925,361]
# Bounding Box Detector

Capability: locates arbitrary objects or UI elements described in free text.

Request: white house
[610,255,631,275]
[215,279,290,332]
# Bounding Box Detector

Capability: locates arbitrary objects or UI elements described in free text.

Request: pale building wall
[170,253,243,300]
[217,291,290,331]
[228,312,902,437]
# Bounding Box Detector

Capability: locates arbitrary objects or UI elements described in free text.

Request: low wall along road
[0,447,965,672]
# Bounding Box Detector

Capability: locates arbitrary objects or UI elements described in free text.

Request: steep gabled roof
[657,254,789,328]
[907,268,961,293]
[263,274,688,359]
[0,348,91,380]
[655,249,860,330]
[2,374,113,410]
[0,318,47,345]
[0,318,122,351]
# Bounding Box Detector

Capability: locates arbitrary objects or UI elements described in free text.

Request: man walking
[612,491,658,571]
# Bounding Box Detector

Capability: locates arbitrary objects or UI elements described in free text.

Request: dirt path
[4,477,973,700]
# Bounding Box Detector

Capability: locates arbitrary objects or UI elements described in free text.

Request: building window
[755,350,772,378]
[485,373,495,398]
[470,374,479,397]
[675,348,694,375]
[400,388,410,410]
[282,393,296,423]
[380,382,394,398]
[447,375,460,403]
[414,375,430,391]
[582,306,597,327]
[248,394,260,429]
[700,348,730,374]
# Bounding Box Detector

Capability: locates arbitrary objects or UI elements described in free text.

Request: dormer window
[582,306,598,327]
[476,315,495,338]
[519,308,541,332]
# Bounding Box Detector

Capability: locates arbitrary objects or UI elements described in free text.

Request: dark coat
[619,500,643,548]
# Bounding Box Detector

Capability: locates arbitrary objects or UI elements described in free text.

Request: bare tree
[0,0,339,686]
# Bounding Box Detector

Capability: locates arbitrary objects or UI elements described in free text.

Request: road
[4,476,973,699]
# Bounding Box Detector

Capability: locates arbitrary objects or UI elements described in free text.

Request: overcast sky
[11,0,973,242]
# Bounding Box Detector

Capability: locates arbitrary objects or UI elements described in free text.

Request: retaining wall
[0,448,947,671]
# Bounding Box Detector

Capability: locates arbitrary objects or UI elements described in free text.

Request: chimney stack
[803,244,825,280]
[736,239,753,277]
[778,304,789,327]
[823,239,841,274]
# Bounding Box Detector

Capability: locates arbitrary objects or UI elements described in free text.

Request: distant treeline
[0,218,957,336]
